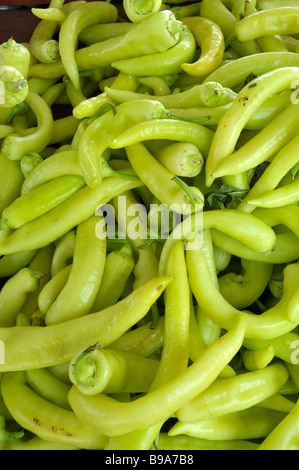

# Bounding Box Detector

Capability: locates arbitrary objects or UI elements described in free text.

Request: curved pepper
[111,27,196,77]
[218,258,273,309]
[0,174,143,255]
[1,371,107,449]
[169,407,287,442]
[1,91,54,160]
[68,315,247,437]
[123,0,162,23]
[177,363,289,422]
[235,7,299,42]
[205,67,299,186]
[59,1,118,89]
[45,216,106,325]
[0,276,172,372]
[181,16,224,77]
[0,175,86,230]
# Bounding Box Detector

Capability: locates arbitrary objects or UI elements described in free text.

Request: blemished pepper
[1,371,107,449]
[205,67,299,186]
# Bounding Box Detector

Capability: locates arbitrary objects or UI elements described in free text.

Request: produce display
[0,0,299,451]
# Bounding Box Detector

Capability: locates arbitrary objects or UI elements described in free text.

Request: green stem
[0,416,24,442]
[87,102,117,124]
[225,33,238,49]
[172,176,203,207]
[167,111,212,125]
[4,102,29,125]
[100,158,140,181]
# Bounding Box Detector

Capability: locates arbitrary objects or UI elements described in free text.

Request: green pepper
[92,243,135,312]
[0,174,143,255]
[1,91,54,160]
[177,363,289,422]
[235,7,299,42]
[59,0,118,89]
[0,276,171,372]
[0,175,86,231]
[0,66,28,109]
[205,67,299,187]
[45,216,106,325]
[69,345,159,395]
[170,407,287,442]
[68,315,247,438]
[0,38,30,78]
[1,371,107,449]
[0,268,42,327]
[29,10,183,79]
[111,27,196,77]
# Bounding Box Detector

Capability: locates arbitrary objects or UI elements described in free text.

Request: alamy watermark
[94,196,204,251]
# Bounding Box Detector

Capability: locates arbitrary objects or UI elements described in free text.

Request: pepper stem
[166,111,211,125]
[172,176,203,207]
[6,79,27,93]
[0,416,24,442]
[100,158,140,181]
[87,102,117,124]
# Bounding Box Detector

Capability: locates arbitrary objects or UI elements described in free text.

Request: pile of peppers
[0,0,299,451]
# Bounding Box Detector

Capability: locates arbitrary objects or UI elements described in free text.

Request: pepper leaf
[249,162,270,187]
[205,185,248,210]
